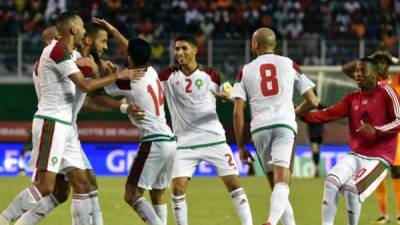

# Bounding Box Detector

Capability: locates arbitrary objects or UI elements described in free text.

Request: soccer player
[342,51,400,224]
[301,57,400,225]
[104,38,176,225]
[0,12,142,225]
[231,27,318,225]
[157,34,253,225]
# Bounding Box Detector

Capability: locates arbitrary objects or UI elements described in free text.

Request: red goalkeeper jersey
[303,84,400,165]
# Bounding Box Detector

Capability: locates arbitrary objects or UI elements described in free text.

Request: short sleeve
[293,62,315,95]
[230,69,247,101]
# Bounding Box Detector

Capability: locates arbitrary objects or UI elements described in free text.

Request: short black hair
[175,33,197,47]
[128,38,151,67]
[359,57,378,70]
[56,12,78,31]
[85,23,106,39]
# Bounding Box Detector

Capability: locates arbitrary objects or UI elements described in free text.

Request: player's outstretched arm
[295,89,319,117]
[93,18,128,51]
[233,98,253,165]
[69,68,144,93]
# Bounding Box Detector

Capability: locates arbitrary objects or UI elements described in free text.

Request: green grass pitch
[0,176,397,225]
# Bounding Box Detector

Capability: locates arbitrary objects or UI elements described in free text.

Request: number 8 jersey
[231,54,315,134]
[105,66,174,142]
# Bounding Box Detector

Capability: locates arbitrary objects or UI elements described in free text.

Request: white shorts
[29,118,86,174]
[252,127,295,172]
[329,153,389,202]
[172,142,239,178]
[126,141,176,190]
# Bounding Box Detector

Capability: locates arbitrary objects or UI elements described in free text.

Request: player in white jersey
[104,38,176,225]
[0,12,143,225]
[153,34,252,225]
[231,28,319,225]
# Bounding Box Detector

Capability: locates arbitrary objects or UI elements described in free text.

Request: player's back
[35,40,80,124]
[105,66,173,141]
[236,54,314,133]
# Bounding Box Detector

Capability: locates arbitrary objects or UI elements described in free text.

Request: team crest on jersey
[362,99,368,105]
[195,79,203,89]
[51,157,58,166]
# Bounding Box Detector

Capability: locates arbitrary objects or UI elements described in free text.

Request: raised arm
[93,18,128,51]
[341,59,357,78]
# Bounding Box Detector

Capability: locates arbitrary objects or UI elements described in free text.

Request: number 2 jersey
[105,66,174,142]
[231,53,315,134]
[158,65,230,149]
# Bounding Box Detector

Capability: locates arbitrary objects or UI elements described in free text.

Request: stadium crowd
[0,0,399,43]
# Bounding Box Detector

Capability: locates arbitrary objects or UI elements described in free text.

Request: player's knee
[325,175,341,191]
[70,176,90,194]
[392,166,400,178]
[86,170,98,190]
[172,179,187,195]
[36,183,55,196]
[221,174,242,192]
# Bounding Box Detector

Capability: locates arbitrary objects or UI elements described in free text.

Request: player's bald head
[41,26,58,46]
[252,27,276,51]
[55,12,82,34]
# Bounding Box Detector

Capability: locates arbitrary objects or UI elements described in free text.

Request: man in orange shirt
[342,51,400,224]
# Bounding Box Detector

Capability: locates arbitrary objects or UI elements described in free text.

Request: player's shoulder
[48,40,72,64]
[378,83,398,97]
[159,65,180,81]
[198,65,223,84]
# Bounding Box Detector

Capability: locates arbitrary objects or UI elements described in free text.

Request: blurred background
[0,0,399,177]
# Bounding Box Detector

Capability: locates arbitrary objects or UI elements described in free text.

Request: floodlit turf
[0,176,397,225]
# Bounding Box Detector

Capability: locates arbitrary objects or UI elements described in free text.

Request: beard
[90,47,100,62]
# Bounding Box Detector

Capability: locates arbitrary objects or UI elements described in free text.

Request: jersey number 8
[260,64,278,96]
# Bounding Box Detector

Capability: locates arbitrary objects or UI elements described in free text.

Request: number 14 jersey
[232,54,315,134]
[105,66,174,142]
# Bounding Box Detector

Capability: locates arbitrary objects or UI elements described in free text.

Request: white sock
[153,204,167,225]
[15,195,58,225]
[230,188,253,225]
[343,184,361,225]
[322,175,341,225]
[267,182,290,225]
[280,202,296,225]
[89,190,103,225]
[171,195,188,225]
[132,197,162,225]
[1,185,42,222]
[71,193,92,225]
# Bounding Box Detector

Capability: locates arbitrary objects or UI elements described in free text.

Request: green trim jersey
[34,40,81,124]
[231,54,315,134]
[105,66,174,142]
[158,65,230,148]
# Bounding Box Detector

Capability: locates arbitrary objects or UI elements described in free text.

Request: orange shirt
[380,74,400,94]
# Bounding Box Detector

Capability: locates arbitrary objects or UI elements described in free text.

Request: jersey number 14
[260,64,278,96]
[147,79,164,116]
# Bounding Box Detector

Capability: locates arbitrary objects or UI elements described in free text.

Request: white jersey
[231,54,315,134]
[159,65,230,149]
[70,51,88,125]
[105,66,174,142]
[34,40,80,125]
